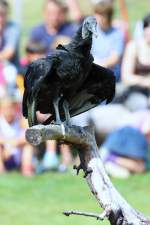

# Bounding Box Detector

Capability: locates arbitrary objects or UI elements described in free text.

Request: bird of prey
[22,16,115,127]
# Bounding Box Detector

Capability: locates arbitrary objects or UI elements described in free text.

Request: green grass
[0,172,150,225]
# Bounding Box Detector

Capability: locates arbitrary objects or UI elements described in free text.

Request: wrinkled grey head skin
[82,16,97,39]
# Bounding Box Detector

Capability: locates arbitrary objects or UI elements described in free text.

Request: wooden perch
[26,124,150,225]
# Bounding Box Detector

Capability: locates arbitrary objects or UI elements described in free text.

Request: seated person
[0,96,34,176]
[29,0,78,54]
[100,126,148,178]
[99,108,150,178]
[0,0,20,68]
[121,14,150,104]
[91,1,125,81]
[91,0,130,42]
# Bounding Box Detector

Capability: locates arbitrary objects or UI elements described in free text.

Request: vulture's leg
[27,99,37,127]
[63,100,72,126]
[53,97,62,125]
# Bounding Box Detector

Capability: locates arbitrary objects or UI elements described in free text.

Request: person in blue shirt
[91,2,125,81]
[29,0,79,55]
[0,0,20,68]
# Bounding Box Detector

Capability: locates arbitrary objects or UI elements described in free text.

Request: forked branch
[26,124,150,225]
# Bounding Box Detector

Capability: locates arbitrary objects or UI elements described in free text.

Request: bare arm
[121,41,150,88]
[94,30,125,68]
[0,135,27,149]
[118,0,129,22]
[0,118,27,148]
[0,47,15,61]
[0,136,27,149]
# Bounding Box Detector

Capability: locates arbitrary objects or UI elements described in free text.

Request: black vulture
[22,16,115,127]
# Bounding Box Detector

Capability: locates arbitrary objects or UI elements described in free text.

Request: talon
[73,164,83,175]
[84,168,93,178]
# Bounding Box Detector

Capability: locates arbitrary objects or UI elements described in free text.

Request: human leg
[42,140,59,170]
[21,144,34,176]
[0,145,5,173]
[116,157,146,173]
[58,144,73,172]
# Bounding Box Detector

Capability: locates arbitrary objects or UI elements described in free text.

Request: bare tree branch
[63,209,109,220]
[26,124,150,225]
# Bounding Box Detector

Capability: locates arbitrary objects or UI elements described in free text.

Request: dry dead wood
[26,124,150,225]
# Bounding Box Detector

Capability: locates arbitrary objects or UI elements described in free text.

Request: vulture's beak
[82,16,98,39]
[27,99,37,127]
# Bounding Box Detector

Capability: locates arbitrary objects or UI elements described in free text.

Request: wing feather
[22,57,55,118]
[43,63,115,125]
[67,63,115,117]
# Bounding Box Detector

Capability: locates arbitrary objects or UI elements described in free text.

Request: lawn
[0,172,150,225]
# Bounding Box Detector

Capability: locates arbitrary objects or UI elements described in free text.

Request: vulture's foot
[63,100,72,127]
[83,168,93,178]
[73,164,83,175]
[27,99,37,127]
[73,164,93,177]
[53,97,62,125]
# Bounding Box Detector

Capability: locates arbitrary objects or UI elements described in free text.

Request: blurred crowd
[0,0,150,178]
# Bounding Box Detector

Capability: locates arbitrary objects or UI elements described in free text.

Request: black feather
[22,16,116,126]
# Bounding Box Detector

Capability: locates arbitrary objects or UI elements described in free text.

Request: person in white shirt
[0,96,34,176]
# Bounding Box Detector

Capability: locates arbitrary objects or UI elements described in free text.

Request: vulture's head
[82,16,97,39]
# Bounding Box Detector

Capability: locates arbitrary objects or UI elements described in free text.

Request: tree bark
[26,124,150,225]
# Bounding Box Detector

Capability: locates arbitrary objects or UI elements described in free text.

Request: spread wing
[68,63,116,117]
[43,63,115,125]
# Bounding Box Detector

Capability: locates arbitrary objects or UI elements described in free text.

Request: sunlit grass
[0,172,150,225]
